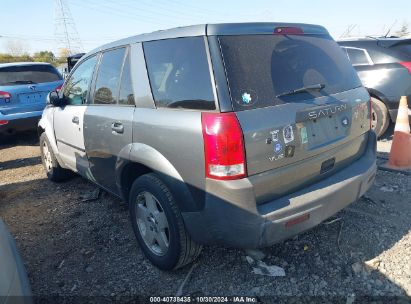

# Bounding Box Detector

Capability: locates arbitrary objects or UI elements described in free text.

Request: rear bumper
[183,131,377,248]
[0,111,42,135]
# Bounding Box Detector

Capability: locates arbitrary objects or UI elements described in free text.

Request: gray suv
[38,23,377,270]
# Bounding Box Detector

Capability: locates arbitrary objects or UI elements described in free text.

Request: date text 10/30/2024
[149,296,257,303]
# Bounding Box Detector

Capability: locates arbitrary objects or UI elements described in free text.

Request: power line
[54,0,84,54]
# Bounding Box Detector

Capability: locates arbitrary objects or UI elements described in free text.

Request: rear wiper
[4,80,35,85]
[276,83,325,98]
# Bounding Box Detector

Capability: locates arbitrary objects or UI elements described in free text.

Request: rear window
[0,64,62,86]
[143,37,215,110]
[219,35,362,111]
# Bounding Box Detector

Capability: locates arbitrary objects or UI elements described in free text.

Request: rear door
[217,33,371,201]
[84,47,135,194]
[54,55,98,173]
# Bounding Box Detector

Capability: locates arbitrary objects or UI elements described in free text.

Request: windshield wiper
[276,83,325,98]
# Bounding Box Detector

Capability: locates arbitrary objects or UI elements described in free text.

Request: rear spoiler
[377,38,411,48]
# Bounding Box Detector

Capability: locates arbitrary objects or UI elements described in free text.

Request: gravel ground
[0,132,410,303]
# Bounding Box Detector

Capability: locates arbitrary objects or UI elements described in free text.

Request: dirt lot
[0,131,410,302]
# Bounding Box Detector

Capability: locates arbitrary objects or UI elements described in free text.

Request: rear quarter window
[0,64,62,86]
[219,35,362,111]
[143,37,215,110]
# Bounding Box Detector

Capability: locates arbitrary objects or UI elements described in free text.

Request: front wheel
[40,133,71,182]
[129,173,202,270]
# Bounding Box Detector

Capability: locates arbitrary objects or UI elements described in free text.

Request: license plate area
[305,114,350,150]
[19,92,46,104]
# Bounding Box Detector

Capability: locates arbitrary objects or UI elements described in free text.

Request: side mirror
[47,91,64,106]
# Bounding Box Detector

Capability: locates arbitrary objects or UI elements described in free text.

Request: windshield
[219,35,362,111]
[0,64,62,86]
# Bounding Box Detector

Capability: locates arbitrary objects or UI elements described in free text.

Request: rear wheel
[370,97,390,138]
[129,173,202,270]
[40,133,71,182]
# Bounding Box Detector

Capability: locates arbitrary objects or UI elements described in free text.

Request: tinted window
[346,48,370,65]
[94,48,126,105]
[64,55,97,105]
[144,37,215,110]
[219,35,362,111]
[0,64,61,86]
[118,53,135,105]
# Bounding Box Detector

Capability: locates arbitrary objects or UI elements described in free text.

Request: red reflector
[274,27,304,35]
[202,112,247,180]
[399,62,411,74]
[0,91,11,99]
[55,84,63,92]
[0,120,8,126]
[285,213,310,228]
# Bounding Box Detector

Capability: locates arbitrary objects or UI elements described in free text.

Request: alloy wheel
[135,191,170,256]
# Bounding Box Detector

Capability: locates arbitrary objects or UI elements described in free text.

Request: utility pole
[54,0,83,55]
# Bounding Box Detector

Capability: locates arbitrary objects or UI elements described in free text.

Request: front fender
[38,107,67,169]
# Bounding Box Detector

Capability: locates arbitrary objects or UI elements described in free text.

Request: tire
[370,97,390,138]
[129,173,202,270]
[39,133,71,182]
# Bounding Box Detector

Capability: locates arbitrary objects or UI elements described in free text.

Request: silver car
[38,23,377,270]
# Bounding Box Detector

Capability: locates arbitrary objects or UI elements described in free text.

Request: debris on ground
[246,256,286,277]
[80,188,100,202]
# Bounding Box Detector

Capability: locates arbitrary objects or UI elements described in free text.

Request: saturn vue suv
[338,37,411,137]
[38,23,377,270]
[0,62,63,136]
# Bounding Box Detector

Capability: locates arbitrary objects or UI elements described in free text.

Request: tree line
[0,50,70,66]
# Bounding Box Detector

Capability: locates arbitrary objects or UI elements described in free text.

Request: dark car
[338,37,411,137]
[39,23,376,270]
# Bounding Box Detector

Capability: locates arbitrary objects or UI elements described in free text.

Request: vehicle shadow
[0,156,41,171]
[0,131,39,148]
[0,167,410,301]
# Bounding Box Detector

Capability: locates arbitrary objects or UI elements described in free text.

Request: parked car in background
[0,219,32,303]
[338,37,411,137]
[39,23,376,270]
[67,53,85,73]
[0,62,63,136]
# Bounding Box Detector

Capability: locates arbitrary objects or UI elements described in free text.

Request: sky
[0,0,410,56]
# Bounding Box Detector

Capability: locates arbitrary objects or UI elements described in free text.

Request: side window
[118,52,135,105]
[94,48,126,105]
[345,48,371,66]
[143,37,215,110]
[64,55,97,105]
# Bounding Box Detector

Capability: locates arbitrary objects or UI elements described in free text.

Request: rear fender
[121,143,196,212]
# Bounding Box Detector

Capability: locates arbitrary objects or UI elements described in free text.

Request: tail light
[0,91,11,99]
[55,84,63,92]
[399,62,411,74]
[0,120,8,125]
[202,112,247,180]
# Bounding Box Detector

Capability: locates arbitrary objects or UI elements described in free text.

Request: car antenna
[384,20,397,38]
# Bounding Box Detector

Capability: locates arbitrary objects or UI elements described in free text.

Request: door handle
[111,122,124,134]
[72,116,79,124]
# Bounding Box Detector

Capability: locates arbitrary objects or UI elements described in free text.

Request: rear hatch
[218,29,371,203]
[0,64,62,116]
